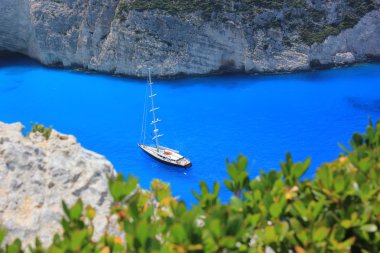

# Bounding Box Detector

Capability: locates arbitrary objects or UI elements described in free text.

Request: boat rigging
[138,69,192,168]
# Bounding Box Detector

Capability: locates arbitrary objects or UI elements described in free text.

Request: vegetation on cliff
[117,0,378,45]
[300,0,378,44]
[1,120,380,252]
[30,122,53,140]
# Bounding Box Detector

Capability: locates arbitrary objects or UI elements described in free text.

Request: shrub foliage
[30,122,53,140]
[1,121,380,252]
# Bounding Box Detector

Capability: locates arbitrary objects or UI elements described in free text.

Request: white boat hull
[138,144,192,168]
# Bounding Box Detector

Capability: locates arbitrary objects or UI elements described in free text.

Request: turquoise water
[1,57,380,203]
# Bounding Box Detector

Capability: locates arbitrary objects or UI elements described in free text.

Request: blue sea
[1,57,380,203]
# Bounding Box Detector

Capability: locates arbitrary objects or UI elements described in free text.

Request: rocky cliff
[0,122,116,247]
[0,0,379,77]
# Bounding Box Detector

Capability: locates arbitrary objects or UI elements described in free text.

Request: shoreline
[1,51,379,81]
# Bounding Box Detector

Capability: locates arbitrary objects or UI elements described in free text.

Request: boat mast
[148,68,162,150]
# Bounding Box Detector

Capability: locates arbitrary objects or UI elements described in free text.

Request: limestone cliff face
[310,10,380,65]
[0,0,32,54]
[0,0,379,77]
[0,122,117,247]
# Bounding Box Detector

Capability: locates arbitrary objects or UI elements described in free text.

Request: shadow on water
[0,84,21,93]
[347,97,380,114]
[161,64,380,88]
[297,70,335,83]
[0,52,39,66]
[1,53,380,88]
[0,54,266,89]
[0,53,41,76]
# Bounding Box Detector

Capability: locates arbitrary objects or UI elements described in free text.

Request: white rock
[334,52,355,65]
[0,122,117,248]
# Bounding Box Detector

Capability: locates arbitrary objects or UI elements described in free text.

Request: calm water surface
[1,57,380,203]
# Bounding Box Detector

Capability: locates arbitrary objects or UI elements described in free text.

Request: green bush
[116,0,295,20]
[1,121,380,252]
[300,0,378,45]
[30,122,53,140]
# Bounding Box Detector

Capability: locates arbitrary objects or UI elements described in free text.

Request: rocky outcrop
[0,0,379,77]
[310,10,380,66]
[0,122,117,248]
[0,0,32,54]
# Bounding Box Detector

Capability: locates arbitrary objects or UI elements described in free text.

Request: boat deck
[138,144,192,168]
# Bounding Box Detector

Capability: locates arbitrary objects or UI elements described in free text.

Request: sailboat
[138,69,192,168]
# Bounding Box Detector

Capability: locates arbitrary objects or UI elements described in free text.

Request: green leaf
[136,220,150,246]
[7,239,22,253]
[151,179,172,201]
[202,230,218,253]
[48,245,65,253]
[280,153,293,178]
[293,201,308,221]
[366,124,375,142]
[271,178,284,195]
[209,219,222,238]
[331,237,356,250]
[109,174,138,202]
[317,165,332,188]
[289,218,302,232]
[269,202,283,219]
[357,157,372,173]
[351,133,363,147]
[225,155,249,196]
[237,155,248,172]
[264,226,277,243]
[0,227,6,245]
[125,175,139,193]
[296,231,308,246]
[341,220,352,229]
[226,216,242,235]
[275,222,289,240]
[253,190,262,202]
[219,236,236,249]
[170,223,187,243]
[224,179,233,191]
[69,230,88,251]
[360,224,377,233]
[69,199,83,220]
[230,196,243,212]
[333,226,346,241]
[110,177,126,201]
[247,214,261,227]
[292,157,311,179]
[311,200,325,219]
[338,143,351,154]
[263,194,273,211]
[62,201,70,219]
[142,206,155,220]
[212,181,220,196]
[334,176,345,193]
[34,237,42,249]
[312,227,329,242]
[227,163,238,180]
